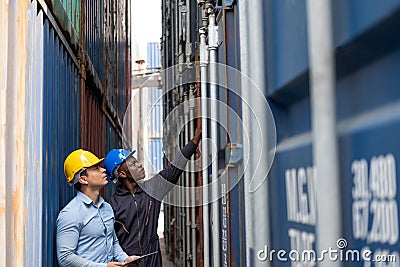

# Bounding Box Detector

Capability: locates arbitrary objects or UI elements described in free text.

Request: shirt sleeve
[159,140,198,184]
[113,230,129,262]
[142,141,198,200]
[56,211,107,267]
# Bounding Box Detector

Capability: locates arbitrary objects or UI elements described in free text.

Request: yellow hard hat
[64,149,104,183]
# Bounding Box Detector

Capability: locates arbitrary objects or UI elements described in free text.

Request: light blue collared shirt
[56,191,128,267]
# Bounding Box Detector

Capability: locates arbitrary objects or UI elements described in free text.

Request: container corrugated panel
[267,74,316,263]
[263,11,317,267]
[263,0,309,97]
[217,6,245,266]
[116,0,128,122]
[265,0,400,98]
[104,119,121,200]
[339,50,400,267]
[333,1,400,79]
[104,0,118,110]
[264,2,400,267]
[25,2,44,265]
[105,120,121,153]
[333,0,400,47]
[147,42,161,71]
[268,145,315,267]
[213,7,247,266]
[2,1,31,265]
[148,139,163,175]
[262,1,317,265]
[335,9,400,265]
[86,0,105,83]
[81,87,105,158]
[42,16,81,267]
[148,88,163,138]
[60,0,80,36]
[44,0,80,49]
[189,0,198,44]
[117,48,127,123]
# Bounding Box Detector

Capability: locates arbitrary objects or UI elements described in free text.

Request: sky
[131,0,162,71]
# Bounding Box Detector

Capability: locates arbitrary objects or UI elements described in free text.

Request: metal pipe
[199,26,210,267]
[177,1,186,262]
[164,83,171,256]
[179,91,185,267]
[189,87,197,267]
[164,116,170,255]
[247,1,272,266]
[207,5,220,267]
[184,92,191,265]
[306,0,341,266]
[173,88,179,265]
[185,0,192,63]
[238,1,254,266]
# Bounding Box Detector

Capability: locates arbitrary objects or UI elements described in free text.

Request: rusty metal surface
[81,87,106,158]
[0,0,9,265]
[85,0,105,83]
[116,0,128,123]
[0,0,129,265]
[0,1,29,266]
[103,119,120,200]
[104,0,117,110]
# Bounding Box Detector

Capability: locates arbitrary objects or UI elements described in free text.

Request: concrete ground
[158,211,174,267]
[160,238,174,267]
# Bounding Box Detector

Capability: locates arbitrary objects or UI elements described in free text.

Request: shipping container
[25,2,45,266]
[1,1,32,266]
[147,42,162,71]
[42,14,81,266]
[0,0,130,265]
[4,0,400,266]
[148,87,163,138]
[104,0,117,110]
[81,84,105,156]
[44,0,80,50]
[161,0,400,266]
[85,0,105,84]
[104,119,121,200]
[147,86,163,177]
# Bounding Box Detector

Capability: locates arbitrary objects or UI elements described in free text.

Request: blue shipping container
[42,17,81,267]
[86,0,105,83]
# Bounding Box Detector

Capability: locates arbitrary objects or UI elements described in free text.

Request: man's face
[124,156,146,181]
[85,164,108,188]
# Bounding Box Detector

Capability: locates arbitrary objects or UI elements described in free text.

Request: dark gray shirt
[110,141,198,267]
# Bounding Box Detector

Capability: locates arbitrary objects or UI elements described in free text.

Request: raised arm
[159,128,201,184]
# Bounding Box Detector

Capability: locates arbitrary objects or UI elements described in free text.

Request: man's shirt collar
[76,191,105,207]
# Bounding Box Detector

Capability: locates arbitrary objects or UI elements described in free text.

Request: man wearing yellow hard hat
[56,149,140,267]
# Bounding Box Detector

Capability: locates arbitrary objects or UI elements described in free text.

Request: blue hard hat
[104,149,136,181]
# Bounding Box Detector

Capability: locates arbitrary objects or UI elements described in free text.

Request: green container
[45,0,81,50]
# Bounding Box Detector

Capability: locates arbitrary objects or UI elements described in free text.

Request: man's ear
[78,176,89,185]
[118,170,127,178]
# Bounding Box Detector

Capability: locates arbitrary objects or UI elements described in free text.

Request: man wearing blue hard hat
[104,128,202,267]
